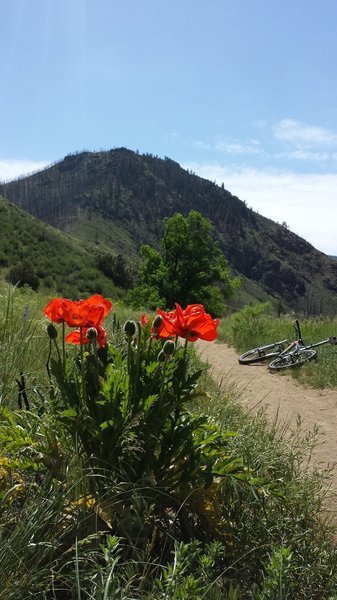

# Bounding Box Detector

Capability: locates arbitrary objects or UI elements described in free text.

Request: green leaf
[60,408,78,418]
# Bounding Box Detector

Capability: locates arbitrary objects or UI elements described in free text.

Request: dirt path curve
[196,339,337,491]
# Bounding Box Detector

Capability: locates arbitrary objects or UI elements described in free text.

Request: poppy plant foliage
[40,290,262,561]
[39,289,284,590]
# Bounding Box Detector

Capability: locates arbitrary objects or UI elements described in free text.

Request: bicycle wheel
[238,342,286,365]
[268,349,316,370]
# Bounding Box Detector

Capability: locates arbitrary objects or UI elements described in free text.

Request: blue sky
[2,0,337,254]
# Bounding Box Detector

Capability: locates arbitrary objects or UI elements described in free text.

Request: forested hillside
[2,148,337,314]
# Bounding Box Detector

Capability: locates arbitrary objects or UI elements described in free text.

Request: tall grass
[0,480,80,598]
[0,284,49,407]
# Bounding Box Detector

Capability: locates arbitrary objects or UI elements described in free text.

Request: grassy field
[1,288,337,598]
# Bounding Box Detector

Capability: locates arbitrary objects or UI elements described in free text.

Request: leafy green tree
[96,252,134,289]
[128,211,240,315]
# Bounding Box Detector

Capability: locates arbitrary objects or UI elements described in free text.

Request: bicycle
[238,338,289,364]
[238,320,337,369]
[237,321,303,365]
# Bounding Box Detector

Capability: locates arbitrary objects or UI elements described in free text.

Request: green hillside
[2,148,337,314]
[0,196,122,299]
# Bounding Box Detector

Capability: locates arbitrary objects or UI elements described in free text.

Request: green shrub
[219,302,274,349]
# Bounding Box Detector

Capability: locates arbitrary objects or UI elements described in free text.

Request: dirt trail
[196,339,337,492]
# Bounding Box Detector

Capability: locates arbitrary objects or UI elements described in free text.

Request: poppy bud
[47,323,58,340]
[163,340,175,357]
[157,350,166,362]
[152,315,163,331]
[87,327,98,341]
[124,320,137,337]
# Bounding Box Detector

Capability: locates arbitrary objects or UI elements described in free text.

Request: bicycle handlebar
[284,323,336,353]
[305,336,337,350]
[294,320,304,344]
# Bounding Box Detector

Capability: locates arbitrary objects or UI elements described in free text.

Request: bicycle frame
[276,320,304,355]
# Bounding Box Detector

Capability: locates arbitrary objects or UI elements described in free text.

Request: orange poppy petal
[65,329,89,345]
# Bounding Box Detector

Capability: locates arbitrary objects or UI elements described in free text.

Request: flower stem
[46,338,52,383]
[53,338,63,365]
[147,335,153,360]
[182,336,189,367]
[62,321,66,368]
[79,327,87,403]
[133,322,142,405]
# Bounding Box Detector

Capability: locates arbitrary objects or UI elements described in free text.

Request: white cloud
[214,140,262,155]
[277,150,330,161]
[0,159,49,183]
[273,119,337,147]
[191,136,263,156]
[193,140,212,151]
[164,132,182,146]
[182,161,337,256]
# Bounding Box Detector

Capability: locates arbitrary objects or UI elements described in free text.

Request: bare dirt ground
[196,339,337,497]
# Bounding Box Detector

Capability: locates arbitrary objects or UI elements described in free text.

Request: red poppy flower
[156,303,219,342]
[79,295,112,318]
[141,313,149,327]
[62,302,104,328]
[65,325,107,348]
[44,294,112,347]
[43,297,73,324]
[61,295,112,328]
[152,308,177,339]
